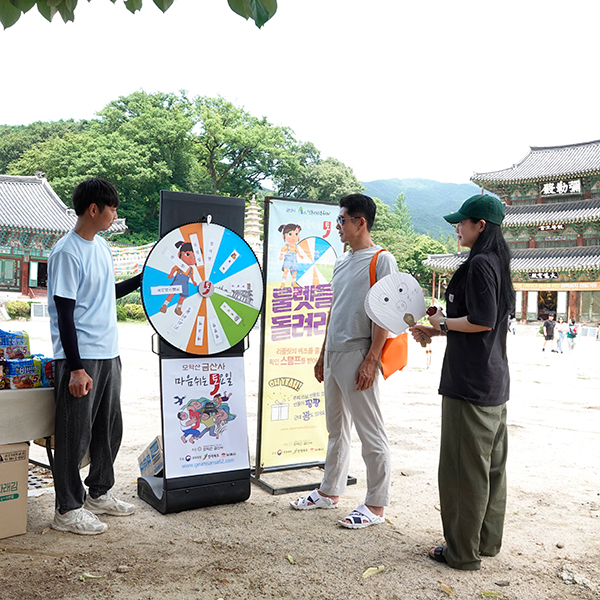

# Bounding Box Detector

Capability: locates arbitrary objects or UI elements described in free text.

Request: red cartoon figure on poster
[159,241,199,316]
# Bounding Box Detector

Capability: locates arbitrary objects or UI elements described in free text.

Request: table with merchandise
[0,329,55,468]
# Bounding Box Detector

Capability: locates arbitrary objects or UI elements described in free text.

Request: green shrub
[116,290,142,307]
[116,305,128,322]
[6,300,31,320]
[124,304,146,321]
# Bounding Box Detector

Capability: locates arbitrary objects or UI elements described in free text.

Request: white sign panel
[160,357,249,479]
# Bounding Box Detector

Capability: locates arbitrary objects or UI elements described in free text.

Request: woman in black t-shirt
[410,195,515,571]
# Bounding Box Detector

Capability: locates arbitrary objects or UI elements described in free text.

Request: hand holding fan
[365,272,427,335]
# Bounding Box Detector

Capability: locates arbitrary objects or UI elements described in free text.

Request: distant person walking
[567,318,578,351]
[507,316,516,336]
[542,315,556,352]
[556,317,568,353]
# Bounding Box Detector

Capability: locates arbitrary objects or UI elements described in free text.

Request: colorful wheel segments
[295,236,336,286]
[141,222,263,355]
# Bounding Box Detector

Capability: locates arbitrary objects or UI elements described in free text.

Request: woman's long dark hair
[453,220,515,317]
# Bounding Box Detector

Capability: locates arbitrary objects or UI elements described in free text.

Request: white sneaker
[51,507,108,535]
[84,491,135,516]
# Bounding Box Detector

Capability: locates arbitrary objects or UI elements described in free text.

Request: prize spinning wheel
[295,236,337,286]
[141,221,263,355]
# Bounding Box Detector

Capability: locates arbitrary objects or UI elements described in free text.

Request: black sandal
[429,545,448,563]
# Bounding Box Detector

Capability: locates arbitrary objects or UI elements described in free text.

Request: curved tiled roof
[423,251,469,271]
[504,199,600,227]
[471,140,600,184]
[424,246,600,273]
[0,174,126,236]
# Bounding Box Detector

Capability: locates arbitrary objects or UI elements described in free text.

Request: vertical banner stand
[251,197,356,495]
[137,191,263,514]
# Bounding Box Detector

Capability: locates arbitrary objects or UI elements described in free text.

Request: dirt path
[1,321,598,600]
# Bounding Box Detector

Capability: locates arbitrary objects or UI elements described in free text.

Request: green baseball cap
[443,194,505,225]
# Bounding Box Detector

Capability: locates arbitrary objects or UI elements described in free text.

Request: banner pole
[253,196,273,482]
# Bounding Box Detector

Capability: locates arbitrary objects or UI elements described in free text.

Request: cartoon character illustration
[183,394,237,442]
[159,240,199,316]
[278,223,302,288]
[178,410,201,444]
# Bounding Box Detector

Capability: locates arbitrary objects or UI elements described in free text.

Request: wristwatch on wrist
[439,318,448,335]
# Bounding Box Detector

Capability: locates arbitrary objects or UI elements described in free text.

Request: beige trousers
[320,349,391,507]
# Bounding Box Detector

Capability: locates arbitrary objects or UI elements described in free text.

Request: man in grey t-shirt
[290,194,398,528]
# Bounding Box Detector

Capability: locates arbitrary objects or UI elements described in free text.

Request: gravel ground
[0,319,598,600]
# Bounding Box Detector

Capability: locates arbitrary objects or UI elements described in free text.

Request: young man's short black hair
[339,193,376,231]
[72,178,120,216]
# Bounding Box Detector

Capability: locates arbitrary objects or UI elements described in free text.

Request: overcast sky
[1,0,598,184]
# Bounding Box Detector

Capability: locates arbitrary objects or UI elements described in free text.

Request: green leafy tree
[97,90,207,195]
[271,147,363,204]
[0,120,87,173]
[7,91,210,241]
[437,231,459,254]
[371,196,414,253]
[392,192,413,236]
[8,131,168,237]
[301,157,364,204]
[0,0,277,30]
[399,234,448,288]
[370,196,449,289]
[270,141,321,198]
[2,89,362,241]
[192,95,296,197]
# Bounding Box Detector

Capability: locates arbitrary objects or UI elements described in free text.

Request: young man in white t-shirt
[48,178,140,535]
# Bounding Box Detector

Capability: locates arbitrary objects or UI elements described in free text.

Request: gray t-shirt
[326,246,398,352]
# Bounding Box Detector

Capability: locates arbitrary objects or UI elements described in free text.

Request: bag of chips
[0,329,31,360]
[6,357,42,389]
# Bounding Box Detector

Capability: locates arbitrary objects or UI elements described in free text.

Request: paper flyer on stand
[161,357,249,478]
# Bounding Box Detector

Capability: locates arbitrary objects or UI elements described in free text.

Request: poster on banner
[260,199,345,469]
[161,357,249,478]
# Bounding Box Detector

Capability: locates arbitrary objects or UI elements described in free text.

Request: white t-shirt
[326,245,398,352]
[48,230,119,360]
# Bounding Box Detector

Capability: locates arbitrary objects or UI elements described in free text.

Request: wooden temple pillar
[20,258,29,297]
[568,291,580,322]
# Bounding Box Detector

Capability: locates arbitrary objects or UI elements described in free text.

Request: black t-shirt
[439,253,510,407]
[544,319,556,336]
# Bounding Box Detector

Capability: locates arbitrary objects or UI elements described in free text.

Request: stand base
[251,464,357,496]
[138,471,251,514]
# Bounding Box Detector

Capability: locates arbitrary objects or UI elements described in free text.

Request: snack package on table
[0,329,31,360]
[35,355,55,388]
[6,357,42,389]
[0,360,7,389]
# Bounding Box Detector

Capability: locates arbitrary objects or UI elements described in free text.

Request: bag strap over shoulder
[369,248,386,287]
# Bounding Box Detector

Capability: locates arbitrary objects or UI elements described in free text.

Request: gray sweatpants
[320,349,391,507]
[53,358,123,511]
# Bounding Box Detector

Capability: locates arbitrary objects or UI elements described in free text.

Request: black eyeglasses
[336,215,361,227]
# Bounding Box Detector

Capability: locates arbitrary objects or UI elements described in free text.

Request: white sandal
[289,489,338,510]
[338,504,385,529]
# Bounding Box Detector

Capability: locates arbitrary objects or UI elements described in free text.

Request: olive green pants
[438,396,508,570]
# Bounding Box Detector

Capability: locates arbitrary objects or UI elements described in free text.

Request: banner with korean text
[258,198,344,469]
[161,357,249,479]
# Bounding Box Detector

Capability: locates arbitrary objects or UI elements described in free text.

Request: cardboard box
[0,442,29,539]
[138,436,163,478]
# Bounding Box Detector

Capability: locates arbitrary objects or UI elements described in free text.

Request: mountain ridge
[361,178,482,237]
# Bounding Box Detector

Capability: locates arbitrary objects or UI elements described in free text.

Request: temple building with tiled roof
[0,173,126,296]
[424,140,600,323]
